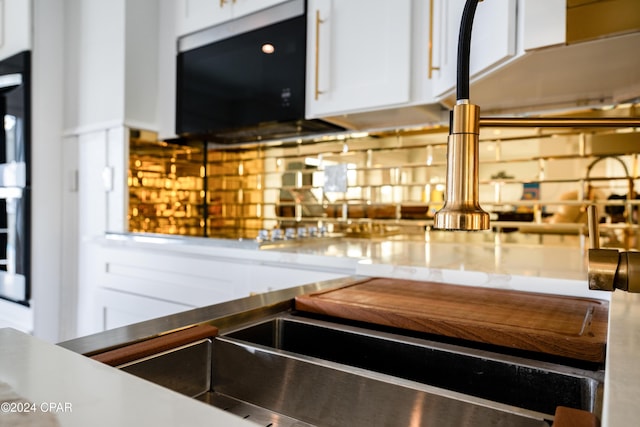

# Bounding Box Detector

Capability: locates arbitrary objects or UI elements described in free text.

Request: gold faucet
[432,0,640,232]
[587,205,640,293]
[434,0,640,293]
[433,101,490,231]
[433,0,490,231]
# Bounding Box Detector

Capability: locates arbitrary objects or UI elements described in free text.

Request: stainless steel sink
[222,315,602,415]
[62,277,603,427]
[117,312,603,427]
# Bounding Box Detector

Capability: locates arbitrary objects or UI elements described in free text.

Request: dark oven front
[0,51,30,306]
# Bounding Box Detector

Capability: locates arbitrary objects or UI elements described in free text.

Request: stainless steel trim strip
[57,275,361,355]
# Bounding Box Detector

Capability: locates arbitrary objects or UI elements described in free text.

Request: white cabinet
[305,0,413,118]
[80,241,351,332]
[521,0,566,51]
[0,0,31,60]
[64,0,160,133]
[233,0,289,18]
[432,0,568,103]
[176,0,288,37]
[99,289,192,331]
[244,264,345,295]
[431,0,517,98]
[176,0,232,36]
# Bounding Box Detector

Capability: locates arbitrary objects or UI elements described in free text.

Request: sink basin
[208,314,602,426]
[222,315,602,416]
[117,312,603,426]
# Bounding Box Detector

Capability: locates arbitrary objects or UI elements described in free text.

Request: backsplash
[128,105,640,248]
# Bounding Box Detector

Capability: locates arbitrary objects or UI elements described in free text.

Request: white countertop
[601,291,640,427]
[0,328,255,427]
[105,232,596,296]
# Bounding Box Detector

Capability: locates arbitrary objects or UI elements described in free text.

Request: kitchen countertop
[68,231,637,426]
[104,231,599,299]
[0,328,256,427]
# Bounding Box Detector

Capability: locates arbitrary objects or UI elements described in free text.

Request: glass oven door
[0,52,29,305]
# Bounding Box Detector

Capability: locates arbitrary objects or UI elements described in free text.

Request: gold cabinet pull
[314,9,325,100]
[220,0,227,7]
[428,0,440,79]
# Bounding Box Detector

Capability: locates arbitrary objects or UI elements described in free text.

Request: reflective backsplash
[129,104,640,249]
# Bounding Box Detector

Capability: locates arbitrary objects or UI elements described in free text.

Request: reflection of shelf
[128,111,640,246]
[130,186,201,191]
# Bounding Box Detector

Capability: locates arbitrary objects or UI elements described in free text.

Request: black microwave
[175,0,342,144]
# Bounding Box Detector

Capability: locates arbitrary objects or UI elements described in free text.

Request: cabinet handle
[220,0,227,7]
[314,9,325,100]
[428,0,440,79]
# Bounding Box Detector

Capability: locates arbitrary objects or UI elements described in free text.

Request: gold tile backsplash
[128,107,640,246]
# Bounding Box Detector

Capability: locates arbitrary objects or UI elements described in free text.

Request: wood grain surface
[91,323,219,367]
[295,277,608,362]
[553,406,601,427]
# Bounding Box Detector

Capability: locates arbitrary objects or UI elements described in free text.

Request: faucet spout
[434,102,490,231]
[432,0,489,231]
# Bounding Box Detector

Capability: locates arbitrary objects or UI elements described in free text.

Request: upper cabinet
[0,0,32,60]
[64,0,161,133]
[305,0,412,119]
[430,0,518,98]
[443,0,640,114]
[176,0,289,37]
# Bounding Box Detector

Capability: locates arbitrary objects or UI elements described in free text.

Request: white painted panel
[104,263,236,307]
[107,127,127,233]
[522,0,566,51]
[31,0,64,343]
[306,0,412,117]
[0,298,32,333]
[245,264,345,295]
[233,0,288,19]
[100,288,191,330]
[69,0,126,129]
[156,0,178,140]
[176,0,232,37]
[60,135,80,341]
[78,131,108,237]
[124,0,160,131]
[470,0,516,76]
[0,0,32,60]
[432,0,517,98]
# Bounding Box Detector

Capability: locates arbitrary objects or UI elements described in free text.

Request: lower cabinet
[99,289,192,331]
[88,243,351,332]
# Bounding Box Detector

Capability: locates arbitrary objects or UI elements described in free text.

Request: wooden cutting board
[295,277,608,363]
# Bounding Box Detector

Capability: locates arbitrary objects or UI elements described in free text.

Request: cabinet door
[176,0,233,37]
[522,0,566,50]
[232,0,288,19]
[432,0,516,98]
[306,0,412,118]
[243,264,347,296]
[0,0,32,60]
[99,289,192,331]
